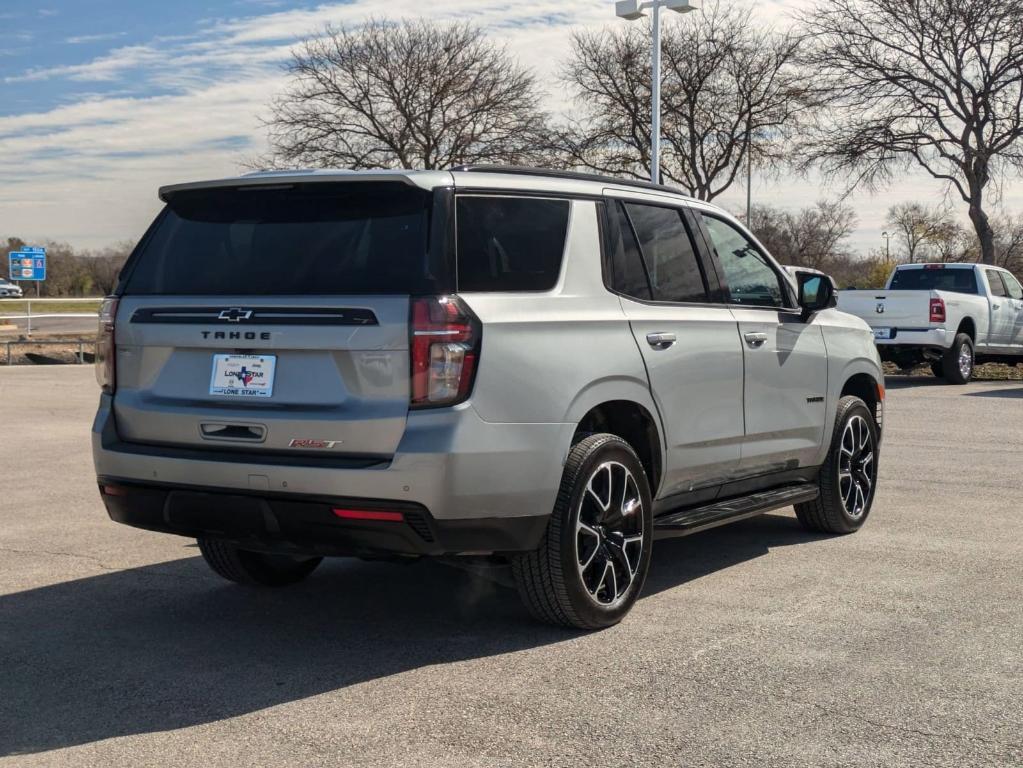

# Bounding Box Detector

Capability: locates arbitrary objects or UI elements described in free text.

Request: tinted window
[986,269,1007,297]
[124,183,436,295]
[888,267,978,294]
[624,203,707,303]
[609,202,652,300]
[456,196,569,292]
[701,214,786,307]
[1002,272,1023,300]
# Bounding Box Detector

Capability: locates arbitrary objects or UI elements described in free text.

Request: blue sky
[0,0,1019,251]
[0,0,329,118]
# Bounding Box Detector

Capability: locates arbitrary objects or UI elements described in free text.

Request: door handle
[744,332,768,348]
[993,303,1001,309]
[646,332,677,349]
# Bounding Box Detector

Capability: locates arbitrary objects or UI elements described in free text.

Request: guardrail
[3,339,95,365]
[0,297,100,335]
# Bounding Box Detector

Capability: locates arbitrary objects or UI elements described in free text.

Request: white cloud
[65,31,128,44]
[0,0,1019,250]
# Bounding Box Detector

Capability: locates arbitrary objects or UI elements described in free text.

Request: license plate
[210,354,276,398]
[873,327,893,340]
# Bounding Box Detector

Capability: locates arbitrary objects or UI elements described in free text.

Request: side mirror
[796,271,838,321]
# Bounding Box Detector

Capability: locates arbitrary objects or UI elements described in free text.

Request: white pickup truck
[837,263,1023,383]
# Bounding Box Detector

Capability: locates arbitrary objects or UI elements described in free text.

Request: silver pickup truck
[837,263,1023,383]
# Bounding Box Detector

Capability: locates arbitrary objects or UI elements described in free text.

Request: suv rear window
[889,267,978,294]
[456,196,570,292]
[122,182,440,295]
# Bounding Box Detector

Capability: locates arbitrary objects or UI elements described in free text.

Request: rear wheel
[512,434,653,630]
[941,333,974,384]
[198,538,322,586]
[795,396,879,534]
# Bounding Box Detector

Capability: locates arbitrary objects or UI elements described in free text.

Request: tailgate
[837,290,934,329]
[108,179,445,458]
[113,296,411,456]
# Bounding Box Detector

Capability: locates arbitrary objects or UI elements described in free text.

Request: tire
[930,361,944,378]
[795,395,879,535]
[198,538,322,586]
[941,332,974,384]
[512,434,653,630]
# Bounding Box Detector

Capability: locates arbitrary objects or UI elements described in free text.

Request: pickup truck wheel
[512,434,653,630]
[941,333,974,384]
[795,396,878,535]
[198,538,322,586]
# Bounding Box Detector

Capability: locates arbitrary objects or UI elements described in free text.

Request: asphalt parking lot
[0,366,1020,767]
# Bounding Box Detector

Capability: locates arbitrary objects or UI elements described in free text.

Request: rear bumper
[874,328,948,349]
[93,393,571,550]
[98,478,548,556]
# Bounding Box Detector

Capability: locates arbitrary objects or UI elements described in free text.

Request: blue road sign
[8,247,46,281]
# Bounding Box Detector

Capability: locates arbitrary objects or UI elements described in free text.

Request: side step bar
[652,484,819,539]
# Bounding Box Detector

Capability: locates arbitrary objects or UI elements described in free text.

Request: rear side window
[456,196,570,292]
[889,267,978,294]
[609,202,652,300]
[986,269,1007,297]
[623,203,708,303]
[123,182,439,296]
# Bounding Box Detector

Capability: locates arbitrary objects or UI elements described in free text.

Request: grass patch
[0,299,102,315]
[884,361,1023,381]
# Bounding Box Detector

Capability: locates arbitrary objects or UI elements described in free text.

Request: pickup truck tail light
[929,297,946,323]
[410,296,481,409]
[95,297,118,394]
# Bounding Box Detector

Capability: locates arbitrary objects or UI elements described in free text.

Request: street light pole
[651,1,661,184]
[745,129,752,224]
[882,232,891,260]
[616,0,700,185]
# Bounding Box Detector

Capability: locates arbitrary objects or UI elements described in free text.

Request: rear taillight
[95,296,118,393]
[929,297,946,323]
[410,296,480,408]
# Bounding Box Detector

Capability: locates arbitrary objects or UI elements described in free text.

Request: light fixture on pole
[615,0,700,185]
[882,231,891,260]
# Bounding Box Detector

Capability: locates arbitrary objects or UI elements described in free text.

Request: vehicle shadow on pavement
[882,375,946,389]
[0,513,824,756]
[964,387,1023,398]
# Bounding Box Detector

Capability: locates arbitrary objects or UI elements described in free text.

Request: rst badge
[210,354,276,398]
[288,438,343,449]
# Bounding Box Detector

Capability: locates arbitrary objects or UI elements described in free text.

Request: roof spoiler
[158,169,451,201]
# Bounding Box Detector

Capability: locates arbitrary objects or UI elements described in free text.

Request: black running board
[652,484,819,539]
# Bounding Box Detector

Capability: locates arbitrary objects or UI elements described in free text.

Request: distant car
[0,279,23,298]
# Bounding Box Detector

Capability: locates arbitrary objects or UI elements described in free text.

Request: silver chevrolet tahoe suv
[93,166,884,629]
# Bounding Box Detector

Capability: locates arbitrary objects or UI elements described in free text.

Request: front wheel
[795,396,879,534]
[512,434,653,630]
[198,538,322,586]
[941,333,974,384]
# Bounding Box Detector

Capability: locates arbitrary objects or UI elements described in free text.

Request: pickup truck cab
[837,263,1023,383]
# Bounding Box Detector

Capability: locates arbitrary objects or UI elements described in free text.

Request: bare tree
[749,200,858,270]
[884,203,959,263]
[261,19,551,170]
[799,0,1023,263]
[991,213,1023,271]
[558,1,810,198]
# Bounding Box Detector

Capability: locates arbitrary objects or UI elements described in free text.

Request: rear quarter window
[455,196,570,292]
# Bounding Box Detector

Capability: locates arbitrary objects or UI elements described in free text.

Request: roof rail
[449,165,686,197]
